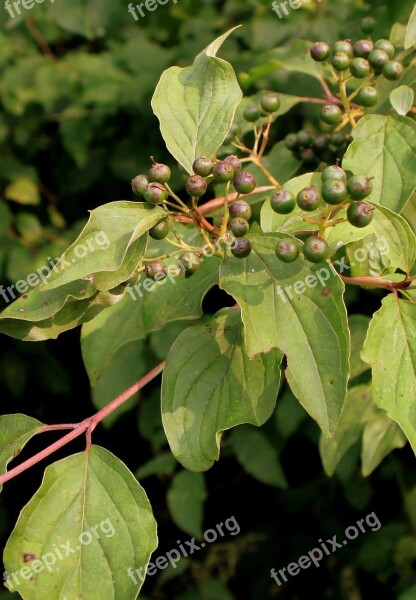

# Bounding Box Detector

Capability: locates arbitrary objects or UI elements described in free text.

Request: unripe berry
[347,175,373,199]
[356,86,379,107]
[332,51,351,71]
[382,60,403,80]
[374,39,395,59]
[284,133,298,150]
[180,252,201,276]
[185,175,208,197]
[225,155,242,173]
[149,219,169,240]
[231,238,252,258]
[312,134,329,152]
[353,39,373,58]
[275,239,299,263]
[224,124,239,145]
[143,182,168,205]
[229,217,250,238]
[261,92,281,113]
[270,189,296,214]
[145,261,167,280]
[244,105,261,122]
[334,40,353,57]
[347,201,373,227]
[322,179,348,205]
[233,171,256,194]
[148,162,171,184]
[297,129,312,147]
[361,16,376,34]
[300,148,316,163]
[213,161,234,182]
[297,186,322,212]
[330,132,346,147]
[320,104,342,125]
[229,200,252,220]
[193,156,214,177]
[350,57,371,78]
[368,48,389,71]
[303,236,329,263]
[321,164,347,182]
[131,174,149,197]
[310,42,331,61]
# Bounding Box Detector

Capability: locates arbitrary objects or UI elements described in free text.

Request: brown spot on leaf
[23,553,36,562]
[322,287,330,296]
[42,301,49,306]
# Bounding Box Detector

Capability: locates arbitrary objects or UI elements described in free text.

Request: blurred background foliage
[1,0,416,598]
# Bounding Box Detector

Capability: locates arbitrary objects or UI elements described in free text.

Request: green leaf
[4,178,40,206]
[390,85,415,116]
[361,412,407,476]
[370,203,416,273]
[136,454,176,480]
[0,414,43,492]
[343,115,416,213]
[219,234,350,436]
[362,295,416,452]
[405,2,416,49]
[161,308,282,471]
[349,315,371,379]
[167,471,206,538]
[3,446,157,599]
[345,234,393,278]
[319,385,374,477]
[230,427,287,489]
[151,28,242,174]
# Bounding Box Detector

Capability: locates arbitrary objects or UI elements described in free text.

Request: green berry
[143,182,168,205]
[149,219,169,240]
[334,40,353,57]
[320,104,342,125]
[275,239,299,263]
[297,129,312,147]
[347,201,373,227]
[284,133,298,150]
[322,164,347,182]
[297,186,322,212]
[347,175,373,199]
[231,238,252,258]
[310,42,331,62]
[213,161,234,182]
[356,86,379,107]
[131,174,149,197]
[145,261,167,280]
[353,39,373,59]
[350,57,371,78]
[270,189,296,214]
[224,124,239,145]
[180,252,201,276]
[185,175,207,197]
[148,162,171,184]
[332,51,351,71]
[193,157,214,177]
[225,155,242,173]
[261,92,281,113]
[374,39,395,59]
[330,132,346,147]
[312,134,329,152]
[233,171,256,194]
[244,105,261,122]
[303,236,329,263]
[368,49,389,70]
[361,16,376,34]
[229,200,252,220]
[382,60,403,80]
[322,179,348,205]
[229,217,250,238]
[301,148,316,163]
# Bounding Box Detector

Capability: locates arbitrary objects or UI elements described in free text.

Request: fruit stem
[165,184,191,213]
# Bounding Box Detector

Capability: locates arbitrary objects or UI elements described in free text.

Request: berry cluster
[242,92,281,124]
[271,164,374,264]
[284,130,352,167]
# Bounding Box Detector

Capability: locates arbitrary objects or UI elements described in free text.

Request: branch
[24,19,56,61]
[339,274,416,290]
[0,361,166,487]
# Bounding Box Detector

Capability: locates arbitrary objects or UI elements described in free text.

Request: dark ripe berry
[322,164,347,182]
[224,124,239,145]
[303,236,329,263]
[312,134,329,152]
[244,105,261,122]
[356,86,379,107]
[225,155,242,173]
[374,39,395,59]
[320,104,342,125]
[334,40,353,57]
[270,189,296,214]
[131,174,149,197]
[284,133,298,150]
[148,163,171,184]
[297,129,312,147]
[347,201,374,227]
[275,239,299,263]
[350,57,371,78]
[149,219,169,240]
[383,60,403,80]
[297,186,322,211]
[261,92,281,113]
[233,171,256,194]
[143,182,168,205]
[300,148,316,163]
[330,132,346,147]
[231,237,252,258]
[347,175,373,199]
[180,252,201,276]
[185,175,208,197]
[193,156,214,177]
[361,16,376,34]
[322,179,348,205]
[145,261,167,280]
[310,42,331,61]
[353,39,373,58]
[229,217,250,237]
[332,51,351,71]
[229,199,252,220]
[213,161,234,182]
[368,49,389,70]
